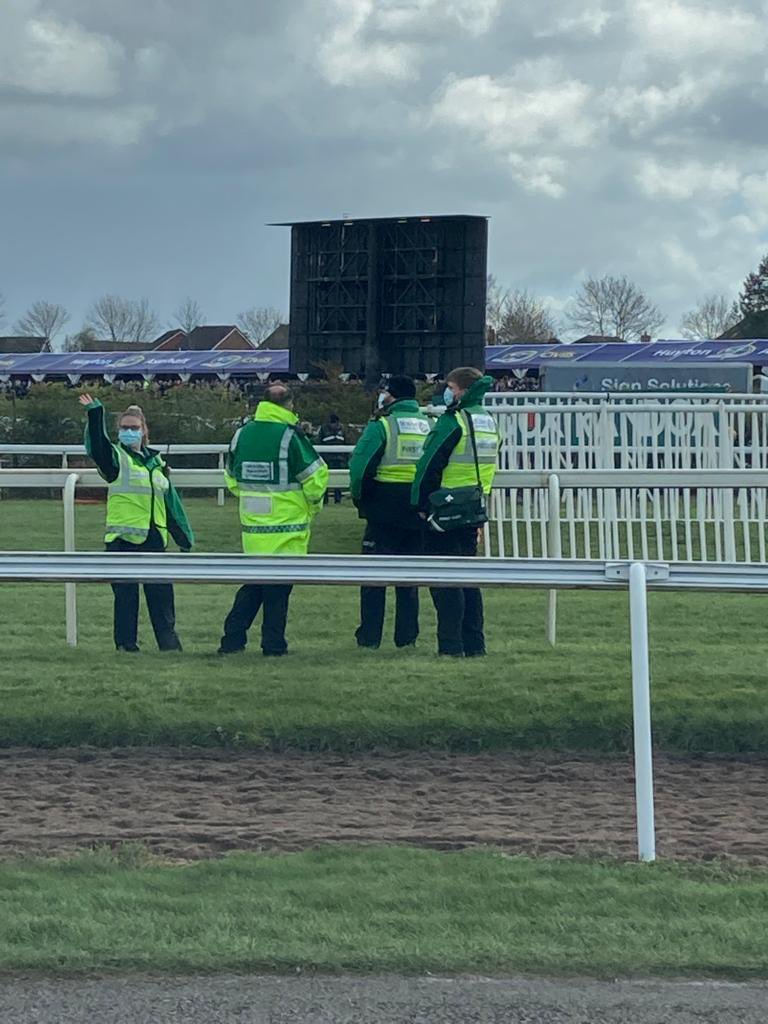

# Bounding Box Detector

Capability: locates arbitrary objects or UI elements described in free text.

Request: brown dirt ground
[1,749,767,862]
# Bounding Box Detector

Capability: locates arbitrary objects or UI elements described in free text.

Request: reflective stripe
[105,525,149,537]
[242,522,309,534]
[278,426,293,489]
[296,457,324,482]
[239,483,301,493]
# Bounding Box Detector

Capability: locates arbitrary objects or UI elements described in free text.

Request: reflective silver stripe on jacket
[296,457,324,482]
[105,525,150,537]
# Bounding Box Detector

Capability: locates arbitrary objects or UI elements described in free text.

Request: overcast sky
[1,0,767,341]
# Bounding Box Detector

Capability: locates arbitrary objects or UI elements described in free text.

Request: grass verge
[1,500,767,754]
[2,846,768,977]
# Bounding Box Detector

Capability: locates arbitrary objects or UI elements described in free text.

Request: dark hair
[386,374,416,400]
[446,366,482,391]
[263,384,293,407]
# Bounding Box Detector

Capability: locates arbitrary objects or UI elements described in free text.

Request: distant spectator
[319,413,346,504]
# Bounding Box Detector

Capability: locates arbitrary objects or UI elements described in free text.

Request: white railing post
[63,472,79,647]
[629,561,656,862]
[217,452,225,507]
[546,473,561,646]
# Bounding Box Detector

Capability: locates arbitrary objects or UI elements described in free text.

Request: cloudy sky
[1,0,767,341]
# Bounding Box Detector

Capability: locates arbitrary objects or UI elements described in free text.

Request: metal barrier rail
[4,549,768,864]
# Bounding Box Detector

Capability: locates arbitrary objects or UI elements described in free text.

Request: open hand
[78,393,94,407]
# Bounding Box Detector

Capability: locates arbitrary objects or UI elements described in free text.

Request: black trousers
[355,522,423,648]
[220,585,294,655]
[107,531,181,652]
[425,526,485,656]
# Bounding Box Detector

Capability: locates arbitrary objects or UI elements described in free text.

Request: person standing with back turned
[218,384,328,657]
[349,375,431,649]
[411,367,499,657]
[79,393,194,652]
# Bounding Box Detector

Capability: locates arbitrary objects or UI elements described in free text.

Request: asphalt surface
[1,974,767,1023]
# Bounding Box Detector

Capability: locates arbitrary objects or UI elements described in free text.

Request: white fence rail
[4,549,768,863]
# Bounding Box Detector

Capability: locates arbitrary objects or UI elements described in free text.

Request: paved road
[2,974,767,1023]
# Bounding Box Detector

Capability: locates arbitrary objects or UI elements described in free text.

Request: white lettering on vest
[242,461,273,481]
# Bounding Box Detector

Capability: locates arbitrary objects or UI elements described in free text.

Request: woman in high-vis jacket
[79,394,194,652]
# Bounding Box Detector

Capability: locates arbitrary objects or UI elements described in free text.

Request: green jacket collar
[385,398,420,415]
[457,375,493,410]
[254,401,298,426]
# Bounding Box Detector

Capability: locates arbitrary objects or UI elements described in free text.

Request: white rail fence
[2,467,768,652]
[3,549,768,863]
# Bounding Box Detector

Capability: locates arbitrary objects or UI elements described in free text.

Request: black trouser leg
[393,527,423,648]
[112,582,140,650]
[261,585,293,655]
[426,526,481,655]
[429,585,465,655]
[144,583,182,651]
[461,587,485,656]
[357,525,386,648]
[220,585,264,652]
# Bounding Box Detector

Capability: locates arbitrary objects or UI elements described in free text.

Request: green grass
[2,846,768,976]
[1,498,767,753]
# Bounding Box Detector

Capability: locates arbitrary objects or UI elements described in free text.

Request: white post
[217,452,225,507]
[546,473,561,646]
[629,561,656,862]
[63,472,79,647]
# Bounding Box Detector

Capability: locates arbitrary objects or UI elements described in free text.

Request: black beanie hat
[386,374,416,400]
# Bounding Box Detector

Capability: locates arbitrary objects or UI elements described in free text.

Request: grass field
[0,497,766,753]
[2,497,768,978]
[2,846,768,977]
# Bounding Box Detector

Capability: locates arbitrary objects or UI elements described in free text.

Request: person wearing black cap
[349,375,432,649]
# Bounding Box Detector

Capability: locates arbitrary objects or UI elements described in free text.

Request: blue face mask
[377,392,389,409]
[118,428,143,448]
[443,386,455,406]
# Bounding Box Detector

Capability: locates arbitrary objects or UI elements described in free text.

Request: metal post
[546,473,561,646]
[63,473,79,647]
[217,452,225,507]
[629,561,656,862]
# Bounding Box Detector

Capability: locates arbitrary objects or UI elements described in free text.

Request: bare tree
[237,306,282,345]
[567,275,664,342]
[0,292,5,328]
[63,327,99,352]
[130,298,159,343]
[679,294,740,340]
[486,276,556,343]
[15,301,70,348]
[172,297,205,334]
[86,295,159,344]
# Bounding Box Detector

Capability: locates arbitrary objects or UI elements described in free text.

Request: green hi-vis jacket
[225,401,329,554]
[83,400,194,550]
[411,375,500,512]
[348,399,432,528]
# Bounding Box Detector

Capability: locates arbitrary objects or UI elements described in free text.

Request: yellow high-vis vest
[440,410,499,494]
[105,446,169,546]
[375,409,432,484]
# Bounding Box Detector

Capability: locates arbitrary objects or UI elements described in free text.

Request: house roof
[718,312,768,340]
[185,326,250,349]
[259,323,289,349]
[0,336,48,353]
[75,339,156,352]
[152,329,185,348]
[573,335,624,344]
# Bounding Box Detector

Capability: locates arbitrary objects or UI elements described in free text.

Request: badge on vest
[398,418,431,435]
[398,438,426,460]
[241,461,273,482]
[471,414,497,433]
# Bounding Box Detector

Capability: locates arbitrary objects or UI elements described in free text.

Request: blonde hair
[119,404,149,443]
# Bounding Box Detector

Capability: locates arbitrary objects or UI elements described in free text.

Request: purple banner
[0,349,290,376]
[486,340,768,369]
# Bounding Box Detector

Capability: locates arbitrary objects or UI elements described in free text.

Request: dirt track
[1,749,768,861]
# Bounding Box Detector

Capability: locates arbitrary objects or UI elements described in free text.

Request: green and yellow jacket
[225,400,328,554]
[349,398,431,529]
[411,376,499,512]
[84,400,194,550]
